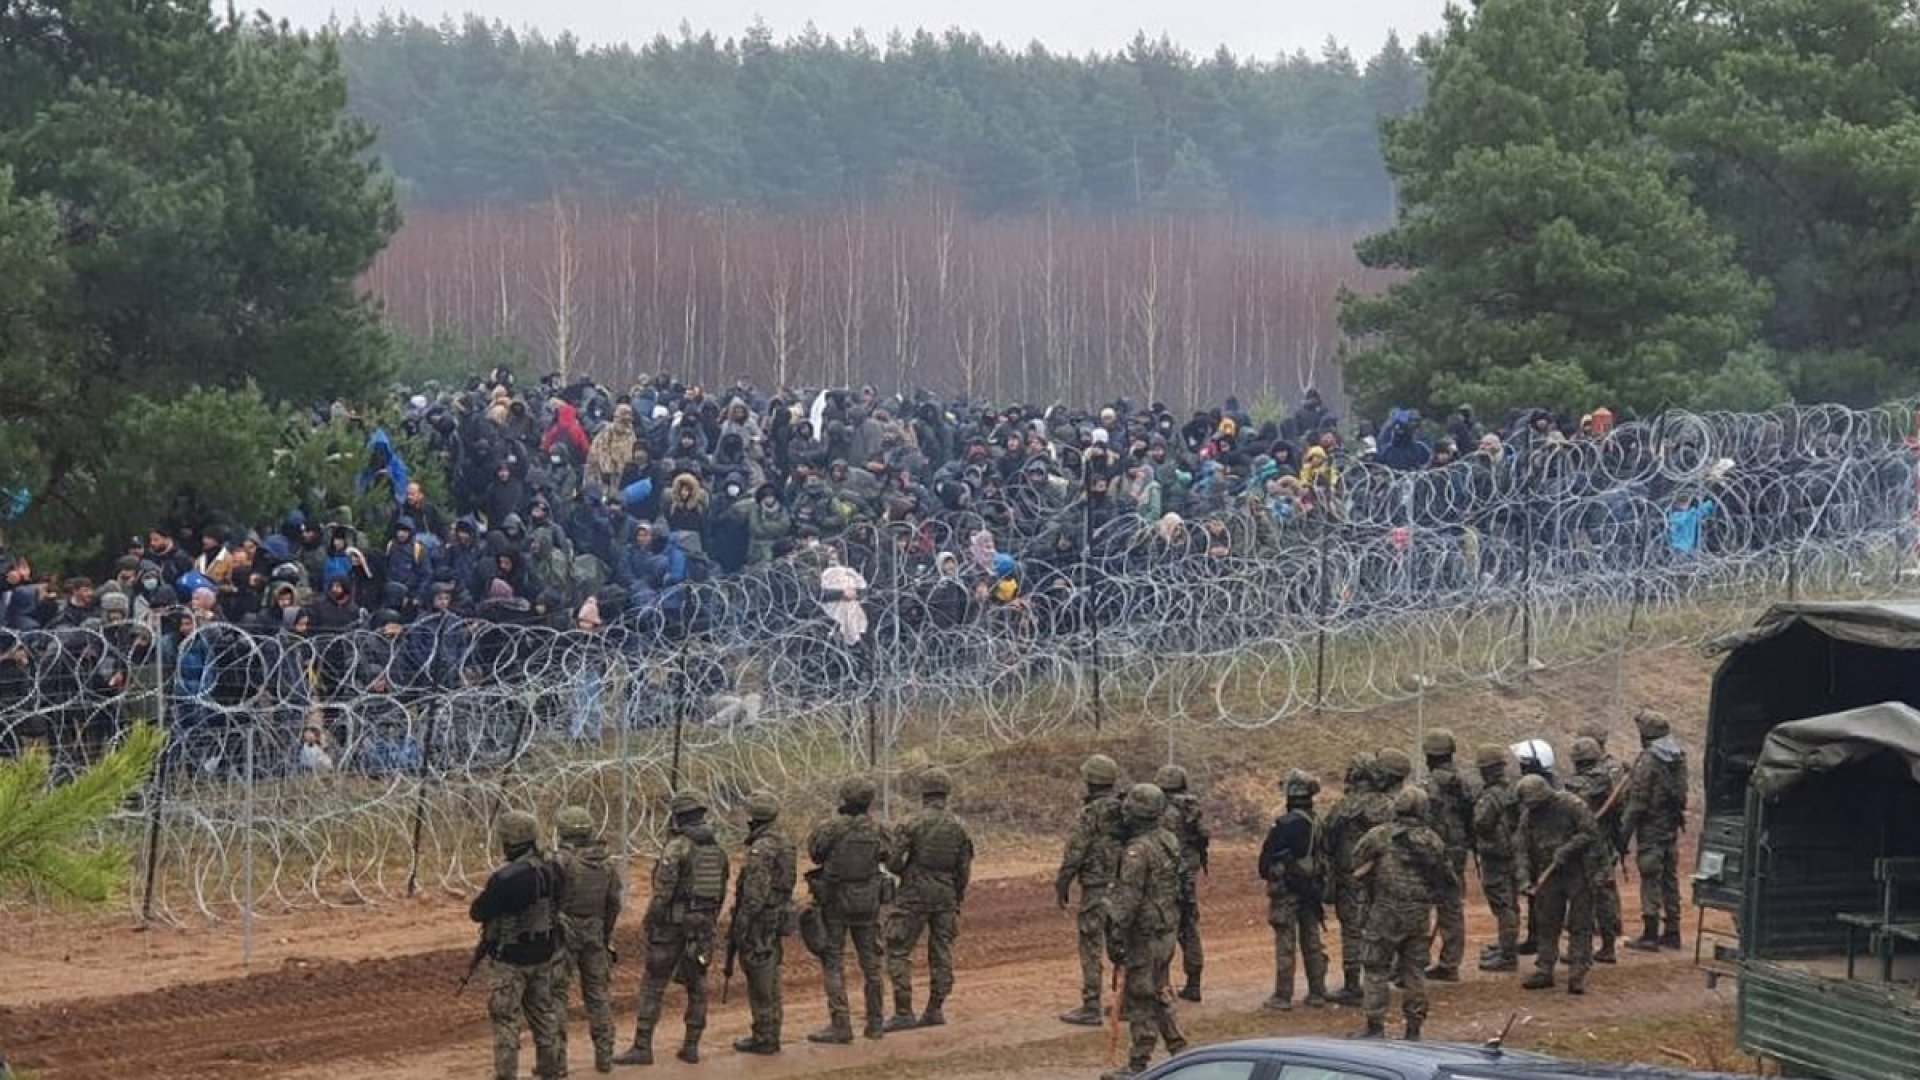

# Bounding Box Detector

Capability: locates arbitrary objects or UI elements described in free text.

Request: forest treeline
[334,16,1425,218]
[372,199,1386,409]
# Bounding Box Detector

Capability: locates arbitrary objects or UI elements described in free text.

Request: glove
[1056,882,1071,910]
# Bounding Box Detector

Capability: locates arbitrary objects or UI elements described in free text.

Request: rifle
[457,929,493,996]
[720,919,741,1004]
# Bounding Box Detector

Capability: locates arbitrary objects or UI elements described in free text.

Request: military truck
[1699,602,1920,1078]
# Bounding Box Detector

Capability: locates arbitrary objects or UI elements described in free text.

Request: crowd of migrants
[468,711,1684,1078]
[0,371,1913,776]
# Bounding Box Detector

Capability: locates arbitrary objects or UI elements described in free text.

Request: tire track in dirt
[0,865,1272,1079]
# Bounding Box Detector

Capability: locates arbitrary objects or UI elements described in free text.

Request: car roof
[1176,1037,1555,1070]
[1163,1039,1748,1080]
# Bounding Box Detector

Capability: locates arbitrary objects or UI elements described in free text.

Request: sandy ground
[1,840,1740,1080]
[2,647,1753,1079]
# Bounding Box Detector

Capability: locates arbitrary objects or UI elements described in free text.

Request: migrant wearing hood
[356,428,410,504]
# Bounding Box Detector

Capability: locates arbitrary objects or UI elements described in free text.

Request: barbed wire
[3,407,1917,922]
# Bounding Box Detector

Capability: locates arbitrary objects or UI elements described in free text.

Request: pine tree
[0,724,164,904]
[1339,0,1771,420]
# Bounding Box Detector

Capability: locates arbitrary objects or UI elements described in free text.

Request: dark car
[1133,1038,1751,1080]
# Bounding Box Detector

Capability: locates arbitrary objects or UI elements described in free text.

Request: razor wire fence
[2,405,1918,923]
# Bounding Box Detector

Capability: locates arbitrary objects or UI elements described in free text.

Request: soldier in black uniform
[1257,769,1329,1011]
[471,809,565,1080]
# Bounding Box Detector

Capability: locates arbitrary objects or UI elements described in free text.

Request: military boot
[1262,995,1294,1012]
[1515,937,1538,956]
[1059,1004,1104,1026]
[595,1047,615,1074]
[676,1039,700,1065]
[1350,1017,1386,1039]
[1330,971,1364,1006]
[1521,969,1555,990]
[1659,922,1684,950]
[1403,1018,1423,1042]
[1594,938,1618,964]
[1179,972,1202,1002]
[1625,917,1661,952]
[807,1017,854,1045]
[883,1010,920,1033]
[1100,1064,1145,1080]
[1567,970,1587,995]
[731,1036,780,1056]
[1478,949,1517,972]
[919,997,947,1028]
[611,1039,653,1066]
[1424,964,1460,982]
[863,1016,886,1041]
[1304,986,1329,1008]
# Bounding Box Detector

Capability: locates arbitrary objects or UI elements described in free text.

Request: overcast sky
[255,0,1444,60]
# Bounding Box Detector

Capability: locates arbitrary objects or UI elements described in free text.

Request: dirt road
[1,842,1739,1080]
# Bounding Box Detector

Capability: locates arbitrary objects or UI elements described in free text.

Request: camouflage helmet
[1122,782,1167,823]
[1516,774,1553,806]
[744,790,780,823]
[1391,786,1430,821]
[496,809,539,850]
[1375,748,1413,783]
[556,805,595,841]
[838,775,879,809]
[1081,753,1121,787]
[1576,721,1611,746]
[1569,736,1602,766]
[1281,768,1321,799]
[1153,764,1189,793]
[1634,708,1671,740]
[1345,751,1378,787]
[669,791,708,818]
[919,768,954,798]
[1421,729,1457,758]
[1475,743,1509,772]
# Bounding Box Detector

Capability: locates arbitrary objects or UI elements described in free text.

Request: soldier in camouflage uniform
[549,805,625,1074]
[1472,744,1522,972]
[1321,752,1391,1004]
[1419,730,1478,981]
[729,791,795,1056]
[806,776,894,1043]
[470,809,565,1080]
[884,768,975,1031]
[1566,736,1624,963]
[1257,769,1329,1011]
[1056,753,1126,1025]
[1514,774,1604,993]
[1155,764,1210,1002]
[1101,783,1188,1079]
[1621,709,1689,951]
[613,792,731,1066]
[1349,787,1457,1041]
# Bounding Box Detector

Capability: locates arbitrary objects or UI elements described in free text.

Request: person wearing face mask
[705,474,751,574]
